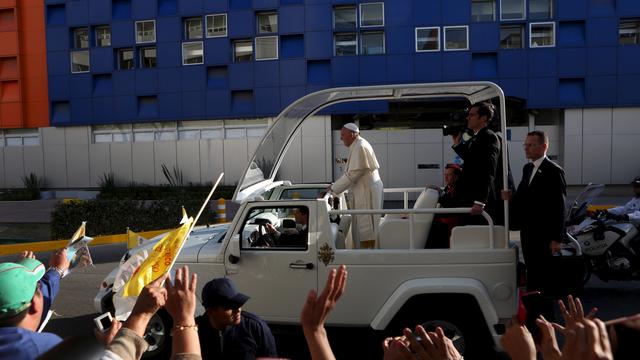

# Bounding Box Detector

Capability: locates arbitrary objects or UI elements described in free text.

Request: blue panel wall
[45,0,640,125]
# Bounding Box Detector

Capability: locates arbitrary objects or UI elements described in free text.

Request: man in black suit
[507,130,566,293]
[451,102,503,224]
[265,207,309,247]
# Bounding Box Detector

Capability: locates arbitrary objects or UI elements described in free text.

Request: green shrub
[51,198,218,239]
[97,184,236,201]
[22,173,43,200]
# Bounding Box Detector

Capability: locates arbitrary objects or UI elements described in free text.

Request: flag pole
[188,172,224,235]
[166,172,224,273]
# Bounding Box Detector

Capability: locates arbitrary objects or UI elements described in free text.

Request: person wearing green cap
[0,249,70,359]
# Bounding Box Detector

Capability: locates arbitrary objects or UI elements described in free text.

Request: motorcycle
[563,184,640,285]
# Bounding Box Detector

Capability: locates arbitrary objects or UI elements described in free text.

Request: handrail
[383,187,425,209]
[328,208,496,249]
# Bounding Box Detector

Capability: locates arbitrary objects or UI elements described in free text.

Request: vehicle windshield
[234,82,506,202]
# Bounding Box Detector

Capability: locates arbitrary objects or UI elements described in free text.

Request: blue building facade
[43,0,640,126]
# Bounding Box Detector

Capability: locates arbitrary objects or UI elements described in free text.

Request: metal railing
[383,187,425,209]
[328,207,497,249]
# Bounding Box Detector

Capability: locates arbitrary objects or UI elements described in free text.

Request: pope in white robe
[329,123,383,249]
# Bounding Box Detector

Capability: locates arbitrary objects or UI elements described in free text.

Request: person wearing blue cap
[195,277,276,359]
[0,249,69,359]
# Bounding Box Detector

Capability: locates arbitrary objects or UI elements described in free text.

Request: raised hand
[554,295,598,334]
[164,266,197,324]
[300,265,347,333]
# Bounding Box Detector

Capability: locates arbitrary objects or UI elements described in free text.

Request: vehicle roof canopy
[233,82,507,203]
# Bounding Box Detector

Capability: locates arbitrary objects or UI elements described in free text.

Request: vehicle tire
[386,294,497,359]
[142,310,172,359]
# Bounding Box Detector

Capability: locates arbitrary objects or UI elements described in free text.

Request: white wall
[562,107,640,185]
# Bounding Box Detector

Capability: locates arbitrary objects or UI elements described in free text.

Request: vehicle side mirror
[228,234,240,264]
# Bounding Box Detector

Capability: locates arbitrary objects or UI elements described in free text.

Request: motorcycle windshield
[233,82,506,202]
[573,184,605,208]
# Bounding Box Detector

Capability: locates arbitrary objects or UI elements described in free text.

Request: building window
[117,48,134,70]
[233,39,253,62]
[529,0,552,20]
[360,3,384,27]
[530,22,555,47]
[257,12,277,34]
[70,51,90,73]
[500,25,524,48]
[182,42,204,65]
[73,27,89,49]
[255,36,278,60]
[206,14,227,37]
[619,18,640,45]
[443,26,469,51]
[95,26,111,47]
[333,6,356,30]
[334,33,357,56]
[471,0,496,21]
[360,31,384,55]
[136,20,156,43]
[140,47,156,68]
[501,0,526,20]
[185,17,203,39]
[415,27,440,52]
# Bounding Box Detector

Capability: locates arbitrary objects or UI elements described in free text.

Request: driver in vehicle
[265,207,309,247]
[598,176,640,226]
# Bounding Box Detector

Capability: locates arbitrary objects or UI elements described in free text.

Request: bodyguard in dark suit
[452,102,503,224]
[509,130,566,293]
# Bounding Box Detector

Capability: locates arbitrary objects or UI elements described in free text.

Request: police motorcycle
[563,184,640,285]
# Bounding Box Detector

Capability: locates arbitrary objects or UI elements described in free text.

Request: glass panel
[201,129,223,139]
[360,3,384,27]
[136,21,156,43]
[182,42,204,64]
[531,23,554,47]
[118,48,134,70]
[333,6,356,30]
[6,138,22,146]
[257,12,278,34]
[206,14,227,37]
[134,132,154,142]
[74,28,89,49]
[255,36,278,60]
[247,127,267,137]
[185,17,203,39]
[234,40,253,62]
[140,47,156,68]
[179,130,200,140]
[416,28,439,51]
[22,137,40,146]
[444,27,468,50]
[529,0,552,20]
[472,0,495,21]
[360,31,384,55]
[112,133,131,142]
[334,33,357,56]
[94,133,112,143]
[500,25,523,48]
[619,19,640,45]
[501,0,525,20]
[71,51,90,73]
[155,131,176,141]
[226,128,246,139]
[96,26,111,47]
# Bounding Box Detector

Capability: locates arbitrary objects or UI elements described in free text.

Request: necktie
[524,163,534,186]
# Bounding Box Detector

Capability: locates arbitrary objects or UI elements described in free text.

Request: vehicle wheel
[386,294,496,358]
[142,310,172,359]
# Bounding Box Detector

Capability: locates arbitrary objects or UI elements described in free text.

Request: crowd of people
[0,249,638,360]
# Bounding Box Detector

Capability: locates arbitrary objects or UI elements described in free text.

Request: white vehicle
[95,82,519,358]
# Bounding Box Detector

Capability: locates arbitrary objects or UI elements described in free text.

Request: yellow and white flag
[120,217,193,297]
[179,206,189,225]
[126,229,149,250]
[66,221,86,247]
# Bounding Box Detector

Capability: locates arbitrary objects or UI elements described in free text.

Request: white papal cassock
[331,136,383,248]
